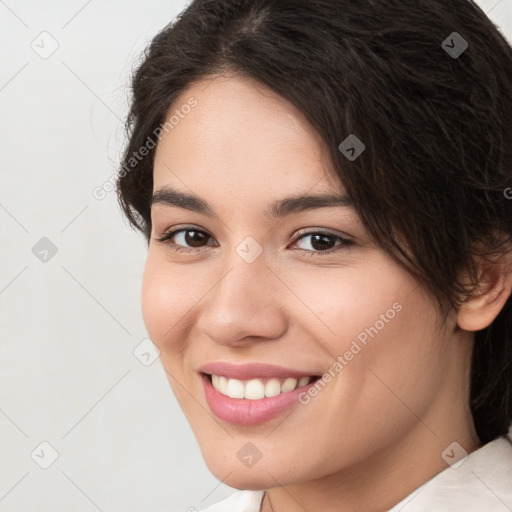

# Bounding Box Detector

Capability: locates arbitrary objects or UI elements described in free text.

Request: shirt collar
[388,435,512,511]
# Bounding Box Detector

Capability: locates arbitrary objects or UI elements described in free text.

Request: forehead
[152,74,342,194]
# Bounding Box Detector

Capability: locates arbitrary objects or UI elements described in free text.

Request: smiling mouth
[202,373,322,400]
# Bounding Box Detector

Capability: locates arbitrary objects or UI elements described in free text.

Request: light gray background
[1,1,511,511]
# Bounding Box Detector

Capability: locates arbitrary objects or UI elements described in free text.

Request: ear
[457,250,512,331]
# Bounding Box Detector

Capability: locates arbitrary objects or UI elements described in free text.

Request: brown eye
[290,231,354,255]
[181,230,209,247]
[302,233,337,251]
[156,227,213,251]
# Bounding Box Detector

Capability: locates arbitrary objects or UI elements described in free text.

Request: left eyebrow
[150,186,354,220]
[265,192,354,219]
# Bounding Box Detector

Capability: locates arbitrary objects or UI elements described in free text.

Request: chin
[221,475,272,492]
[203,457,279,490]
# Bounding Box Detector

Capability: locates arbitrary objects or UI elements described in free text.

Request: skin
[141,73,511,512]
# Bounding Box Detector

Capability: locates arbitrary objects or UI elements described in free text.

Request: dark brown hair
[116,0,512,444]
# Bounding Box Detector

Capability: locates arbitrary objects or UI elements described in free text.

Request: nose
[195,250,288,348]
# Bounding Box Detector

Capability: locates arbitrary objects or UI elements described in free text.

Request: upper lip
[199,362,320,380]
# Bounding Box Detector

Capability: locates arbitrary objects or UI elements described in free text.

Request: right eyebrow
[151,186,218,218]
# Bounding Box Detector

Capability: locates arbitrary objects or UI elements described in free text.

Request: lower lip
[201,373,318,426]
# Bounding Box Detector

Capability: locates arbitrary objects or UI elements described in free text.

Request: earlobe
[457,255,512,332]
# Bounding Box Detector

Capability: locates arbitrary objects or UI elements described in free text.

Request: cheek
[140,252,199,351]
[285,262,409,348]
[322,285,443,441]
[140,254,204,406]
[295,266,443,409]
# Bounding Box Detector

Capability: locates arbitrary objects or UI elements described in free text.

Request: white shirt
[199,435,512,512]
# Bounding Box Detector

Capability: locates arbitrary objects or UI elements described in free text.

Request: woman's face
[142,74,473,492]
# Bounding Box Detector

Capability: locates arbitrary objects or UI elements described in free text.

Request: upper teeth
[211,375,313,400]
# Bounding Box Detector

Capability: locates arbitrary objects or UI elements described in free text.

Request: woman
[116,0,512,510]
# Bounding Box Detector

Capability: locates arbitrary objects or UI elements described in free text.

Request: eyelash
[155,225,354,256]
